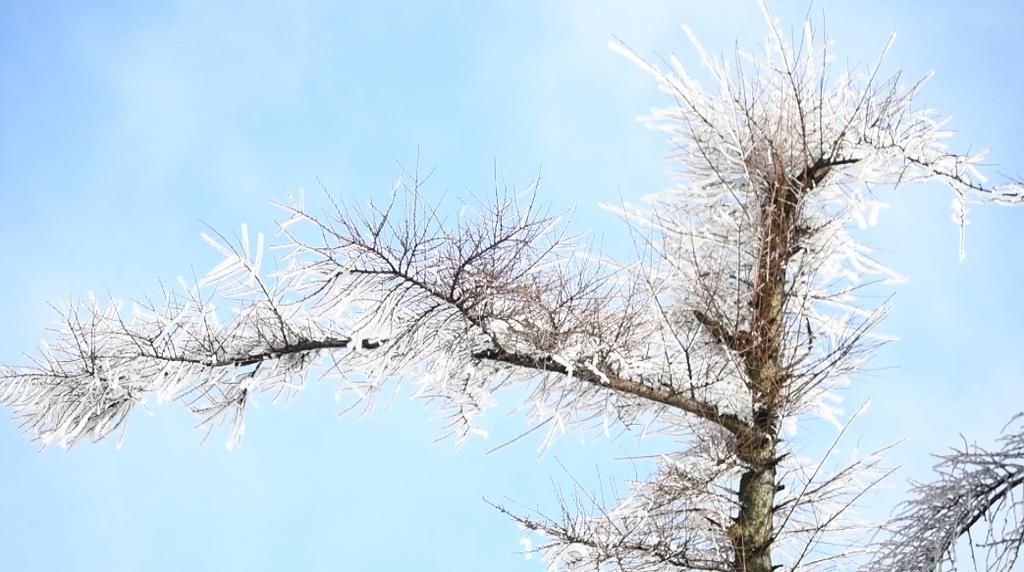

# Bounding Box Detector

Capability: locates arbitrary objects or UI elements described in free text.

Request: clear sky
[1,1,1023,571]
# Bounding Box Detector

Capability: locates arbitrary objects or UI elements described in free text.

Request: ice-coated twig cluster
[868,414,1024,572]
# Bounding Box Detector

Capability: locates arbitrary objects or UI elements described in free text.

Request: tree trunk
[732,444,778,572]
[728,177,796,571]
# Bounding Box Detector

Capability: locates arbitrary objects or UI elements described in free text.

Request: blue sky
[1,1,1023,570]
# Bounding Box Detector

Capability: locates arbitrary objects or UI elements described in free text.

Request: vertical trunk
[731,398,780,572]
[734,450,778,572]
[729,177,795,572]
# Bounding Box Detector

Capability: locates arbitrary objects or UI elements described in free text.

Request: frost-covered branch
[0,166,747,452]
[869,415,1024,572]
[471,347,753,439]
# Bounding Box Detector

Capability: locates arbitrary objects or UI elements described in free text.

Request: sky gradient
[1,1,1023,570]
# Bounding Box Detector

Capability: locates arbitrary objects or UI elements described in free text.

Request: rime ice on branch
[2,3,1022,572]
[869,414,1024,572]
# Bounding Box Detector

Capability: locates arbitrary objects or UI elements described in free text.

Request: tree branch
[471,347,753,438]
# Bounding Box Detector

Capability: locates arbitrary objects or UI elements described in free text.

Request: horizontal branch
[225,337,383,367]
[143,330,755,440]
[471,347,753,438]
[489,499,732,572]
[124,337,384,370]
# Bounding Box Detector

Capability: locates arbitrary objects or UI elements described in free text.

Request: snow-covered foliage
[1,2,1021,571]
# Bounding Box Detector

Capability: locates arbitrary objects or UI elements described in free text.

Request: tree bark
[733,449,778,572]
[728,175,797,571]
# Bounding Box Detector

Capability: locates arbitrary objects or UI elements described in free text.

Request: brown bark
[733,446,778,572]
[728,172,801,572]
